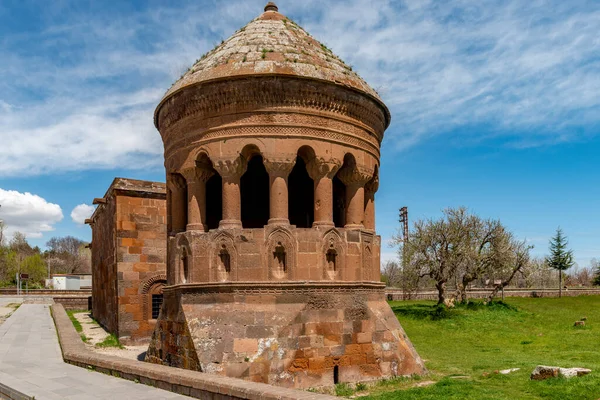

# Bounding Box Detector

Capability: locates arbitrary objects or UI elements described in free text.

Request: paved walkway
[0,303,188,399]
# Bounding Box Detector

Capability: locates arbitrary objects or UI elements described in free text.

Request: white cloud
[0,0,599,177]
[0,189,63,239]
[70,204,96,225]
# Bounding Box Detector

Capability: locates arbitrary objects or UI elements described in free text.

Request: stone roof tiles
[161,3,382,103]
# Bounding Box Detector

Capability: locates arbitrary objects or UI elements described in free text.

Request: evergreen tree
[591,259,600,286]
[545,227,574,297]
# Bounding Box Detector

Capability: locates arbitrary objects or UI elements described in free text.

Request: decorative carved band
[307,157,342,180]
[263,157,297,178]
[165,124,381,162]
[213,157,247,179]
[156,77,387,139]
[164,281,386,296]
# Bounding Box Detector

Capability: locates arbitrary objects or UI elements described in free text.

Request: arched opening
[326,248,337,273]
[273,242,287,278]
[241,155,269,228]
[148,282,165,320]
[333,365,340,384]
[218,245,231,281]
[288,155,314,227]
[206,173,222,230]
[179,249,189,284]
[332,176,346,228]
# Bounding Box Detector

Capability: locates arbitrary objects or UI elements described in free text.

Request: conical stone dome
[161,3,386,114]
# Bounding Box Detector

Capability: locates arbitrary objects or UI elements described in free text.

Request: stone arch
[241,152,270,228]
[288,146,315,228]
[266,227,296,280]
[140,274,167,320]
[211,231,237,282]
[140,274,168,294]
[322,229,346,280]
[177,235,191,284]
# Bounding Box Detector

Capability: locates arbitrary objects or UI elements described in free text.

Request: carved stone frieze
[156,77,387,139]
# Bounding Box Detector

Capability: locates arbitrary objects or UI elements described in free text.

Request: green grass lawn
[363,296,600,400]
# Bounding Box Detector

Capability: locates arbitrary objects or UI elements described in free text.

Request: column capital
[307,157,342,181]
[337,165,373,187]
[180,166,214,183]
[213,157,247,180]
[167,173,187,191]
[263,156,296,178]
[365,174,379,194]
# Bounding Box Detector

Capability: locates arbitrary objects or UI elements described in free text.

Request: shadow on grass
[391,301,518,321]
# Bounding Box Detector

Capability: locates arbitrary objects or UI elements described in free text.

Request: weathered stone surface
[530,365,592,380]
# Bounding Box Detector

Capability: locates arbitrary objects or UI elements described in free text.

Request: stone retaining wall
[51,303,336,400]
[0,289,92,296]
[385,288,600,301]
[53,296,91,310]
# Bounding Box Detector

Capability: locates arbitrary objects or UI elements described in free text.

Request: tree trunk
[436,281,446,305]
[559,270,562,298]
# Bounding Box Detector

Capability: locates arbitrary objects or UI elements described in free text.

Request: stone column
[264,157,296,225]
[364,174,379,231]
[214,157,247,229]
[338,166,373,229]
[167,173,187,234]
[307,157,341,228]
[181,166,214,232]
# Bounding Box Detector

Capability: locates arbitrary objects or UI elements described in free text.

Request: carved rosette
[213,157,247,180]
[263,157,296,178]
[307,157,342,181]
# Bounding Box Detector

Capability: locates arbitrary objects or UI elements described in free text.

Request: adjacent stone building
[146,3,425,389]
[87,178,167,343]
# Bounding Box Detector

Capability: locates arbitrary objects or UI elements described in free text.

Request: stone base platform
[146,282,425,389]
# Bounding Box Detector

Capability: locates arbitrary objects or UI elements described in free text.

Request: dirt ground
[0,303,20,326]
[73,311,148,361]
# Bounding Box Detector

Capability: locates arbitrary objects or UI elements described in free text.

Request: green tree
[545,227,574,297]
[20,254,47,287]
[591,259,600,286]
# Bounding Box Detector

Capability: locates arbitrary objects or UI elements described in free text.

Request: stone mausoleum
[146,2,424,388]
[87,178,167,343]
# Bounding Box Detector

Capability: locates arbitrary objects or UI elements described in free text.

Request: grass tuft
[96,334,125,349]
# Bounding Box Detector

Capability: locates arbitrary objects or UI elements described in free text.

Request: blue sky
[0,0,598,268]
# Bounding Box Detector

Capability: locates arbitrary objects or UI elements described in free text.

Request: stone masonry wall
[91,194,118,334]
[146,284,425,389]
[116,194,167,343]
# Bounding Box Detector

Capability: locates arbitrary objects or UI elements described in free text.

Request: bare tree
[44,236,91,274]
[486,237,532,302]
[398,208,470,305]
[381,260,402,287]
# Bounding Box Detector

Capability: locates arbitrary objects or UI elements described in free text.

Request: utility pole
[398,207,408,242]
